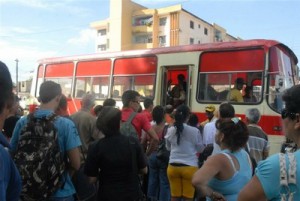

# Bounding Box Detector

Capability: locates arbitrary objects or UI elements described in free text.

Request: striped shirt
[247,124,270,163]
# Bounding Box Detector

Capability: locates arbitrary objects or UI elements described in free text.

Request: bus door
[161,66,191,108]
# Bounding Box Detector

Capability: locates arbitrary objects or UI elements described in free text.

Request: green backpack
[120,112,138,139]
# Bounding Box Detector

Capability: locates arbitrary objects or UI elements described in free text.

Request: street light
[15,59,19,96]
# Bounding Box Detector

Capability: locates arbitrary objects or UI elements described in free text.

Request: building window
[132,16,153,26]
[198,40,201,44]
[215,30,222,41]
[133,34,152,44]
[190,38,194,44]
[190,21,194,29]
[97,29,106,36]
[97,45,106,51]
[159,17,167,26]
[159,35,166,47]
[204,28,208,35]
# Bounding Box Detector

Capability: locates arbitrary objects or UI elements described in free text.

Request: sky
[1,0,300,83]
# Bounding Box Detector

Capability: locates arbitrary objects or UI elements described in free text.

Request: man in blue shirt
[10,80,82,201]
[0,61,22,201]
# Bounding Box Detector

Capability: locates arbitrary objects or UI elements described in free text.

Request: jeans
[147,152,170,201]
[47,195,75,201]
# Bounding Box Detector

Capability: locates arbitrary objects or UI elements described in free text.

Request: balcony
[132,25,153,33]
[132,43,154,50]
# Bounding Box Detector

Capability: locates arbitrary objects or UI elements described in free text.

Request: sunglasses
[281,109,297,120]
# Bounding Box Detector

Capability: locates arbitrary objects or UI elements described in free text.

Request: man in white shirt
[202,111,218,146]
[210,102,235,155]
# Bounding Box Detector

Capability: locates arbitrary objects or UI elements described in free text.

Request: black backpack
[14,113,66,200]
[156,125,170,163]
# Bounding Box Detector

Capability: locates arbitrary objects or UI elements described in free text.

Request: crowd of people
[1,60,300,201]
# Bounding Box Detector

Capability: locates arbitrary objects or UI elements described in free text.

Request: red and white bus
[31,39,298,154]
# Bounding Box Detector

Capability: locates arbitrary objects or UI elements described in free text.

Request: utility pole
[15,59,19,96]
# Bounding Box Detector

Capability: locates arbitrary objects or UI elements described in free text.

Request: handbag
[156,125,170,163]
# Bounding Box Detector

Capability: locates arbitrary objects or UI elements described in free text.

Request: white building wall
[158,15,170,47]
[93,25,109,52]
[179,12,213,45]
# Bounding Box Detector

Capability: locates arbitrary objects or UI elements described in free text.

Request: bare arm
[238,175,267,201]
[146,128,159,141]
[192,154,226,200]
[67,147,81,176]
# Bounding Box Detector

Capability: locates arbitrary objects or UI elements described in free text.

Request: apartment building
[90,0,238,52]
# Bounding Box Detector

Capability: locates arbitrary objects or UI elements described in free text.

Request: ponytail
[173,105,190,145]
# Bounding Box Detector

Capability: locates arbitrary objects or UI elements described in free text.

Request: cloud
[0,39,56,81]
[67,28,96,45]
[0,26,35,37]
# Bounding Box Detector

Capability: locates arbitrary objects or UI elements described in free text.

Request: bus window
[198,73,228,101]
[45,78,72,97]
[43,62,74,98]
[198,72,262,103]
[268,46,295,112]
[75,76,109,99]
[113,56,157,99]
[113,76,133,98]
[135,75,155,98]
[112,75,155,99]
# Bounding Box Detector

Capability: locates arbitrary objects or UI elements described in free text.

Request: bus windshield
[268,46,295,113]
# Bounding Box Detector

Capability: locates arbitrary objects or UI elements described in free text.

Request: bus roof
[38,39,298,64]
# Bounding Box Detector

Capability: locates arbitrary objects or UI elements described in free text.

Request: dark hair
[244,86,253,95]
[39,81,62,103]
[219,102,235,119]
[215,118,249,152]
[188,113,199,127]
[0,61,13,113]
[58,94,68,110]
[96,106,121,136]
[282,85,300,113]
[174,104,190,145]
[236,77,244,84]
[177,74,185,81]
[122,90,140,107]
[94,105,103,116]
[152,105,165,125]
[103,98,116,107]
[143,98,153,109]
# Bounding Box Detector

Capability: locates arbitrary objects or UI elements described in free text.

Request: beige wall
[110,0,146,51]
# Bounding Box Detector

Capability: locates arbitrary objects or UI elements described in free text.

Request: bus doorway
[161,66,191,108]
